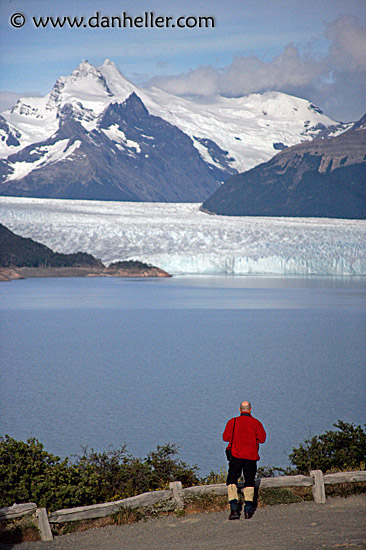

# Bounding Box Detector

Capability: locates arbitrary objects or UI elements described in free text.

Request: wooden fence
[1,469,365,542]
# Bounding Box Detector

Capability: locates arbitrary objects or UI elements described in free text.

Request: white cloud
[325,15,366,71]
[0,91,41,113]
[146,16,366,122]
[150,44,326,98]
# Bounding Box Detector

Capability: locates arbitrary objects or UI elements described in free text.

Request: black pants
[226,457,257,487]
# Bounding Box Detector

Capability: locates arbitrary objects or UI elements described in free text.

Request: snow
[1,197,365,276]
[140,89,337,172]
[0,59,340,175]
[0,61,114,158]
[46,60,113,118]
[101,124,141,152]
[99,59,137,101]
[326,123,354,138]
[6,141,81,181]
[0,97,59,157]
[192,137,226,170]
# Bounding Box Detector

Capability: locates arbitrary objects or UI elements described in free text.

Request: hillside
[202,114,366,219]
[0,223,103,268]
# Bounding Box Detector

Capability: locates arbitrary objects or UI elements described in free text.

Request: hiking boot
[229,509,240,520]
[244,501,254,519]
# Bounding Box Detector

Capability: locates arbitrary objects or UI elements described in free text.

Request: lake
[0,275,365,476]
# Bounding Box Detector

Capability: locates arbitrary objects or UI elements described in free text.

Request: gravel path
[1,495,365,550]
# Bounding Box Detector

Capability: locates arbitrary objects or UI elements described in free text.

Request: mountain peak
[99,60,137,100]
[102,58,116,68]
[72,59,101,79]
[46,61,113,111]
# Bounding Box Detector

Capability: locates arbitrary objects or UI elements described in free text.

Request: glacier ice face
[1,197,365,276]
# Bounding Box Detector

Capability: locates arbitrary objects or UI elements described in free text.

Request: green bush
[0,436,199,512]
[289,420,366,474]
[256,466,290,478]
[0,436,100,511]
[74,443,198,500]
[145,444,198,489]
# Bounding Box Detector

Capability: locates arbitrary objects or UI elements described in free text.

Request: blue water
[0,275,365,475]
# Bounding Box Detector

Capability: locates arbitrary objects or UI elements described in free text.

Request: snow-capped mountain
[202,113,366,219]
[0,59,348,202]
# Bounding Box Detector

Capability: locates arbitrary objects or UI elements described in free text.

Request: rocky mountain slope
[202,114,366,219]
[0,59,345,202]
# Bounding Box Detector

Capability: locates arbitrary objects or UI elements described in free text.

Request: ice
[0,197,365,276]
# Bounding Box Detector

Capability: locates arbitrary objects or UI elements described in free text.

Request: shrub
[145,443,199,489]
[256,466,290,478]
[0,436,199,511]
[0,435,109,511]
[202,465,228,485]
[289,420,366,474]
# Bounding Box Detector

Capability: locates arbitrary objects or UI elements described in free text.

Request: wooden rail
[0,503,37,520]
[1,470,365,541]
[48,489,172,523]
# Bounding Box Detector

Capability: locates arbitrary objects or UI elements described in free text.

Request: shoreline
[0,266,172,282]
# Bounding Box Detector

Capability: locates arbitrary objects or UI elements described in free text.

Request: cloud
[149,45,324,97]
[0,91,42,112]
[146,16,366,122]
[325,15,366,71]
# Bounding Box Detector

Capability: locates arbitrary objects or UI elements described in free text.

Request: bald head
[240,401,252,412]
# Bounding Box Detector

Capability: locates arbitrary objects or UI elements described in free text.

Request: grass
[183,493,228,514]
[0,515,40,544]
[258,487,312,506]
[325,481,366,498]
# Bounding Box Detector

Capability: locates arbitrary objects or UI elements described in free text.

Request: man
[223,400,266,520]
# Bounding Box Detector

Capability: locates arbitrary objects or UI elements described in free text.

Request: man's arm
[256,421,266,444]
[222,418,234,442]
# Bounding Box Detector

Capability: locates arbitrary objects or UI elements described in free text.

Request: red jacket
[223,413,266,461]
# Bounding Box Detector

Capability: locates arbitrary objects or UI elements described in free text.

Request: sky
[0,0,365,121]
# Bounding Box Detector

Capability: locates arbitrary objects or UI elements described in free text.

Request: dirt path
[2,495,365,550]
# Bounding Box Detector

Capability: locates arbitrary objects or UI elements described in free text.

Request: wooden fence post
[36,508,53,541]
[310,470,326,504]
[169,481,184,510]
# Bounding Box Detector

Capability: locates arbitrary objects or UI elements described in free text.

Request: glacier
[1,196,365,276]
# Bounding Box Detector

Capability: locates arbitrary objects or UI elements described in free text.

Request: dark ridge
[202,113,366,219]
[0,223,103,268]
